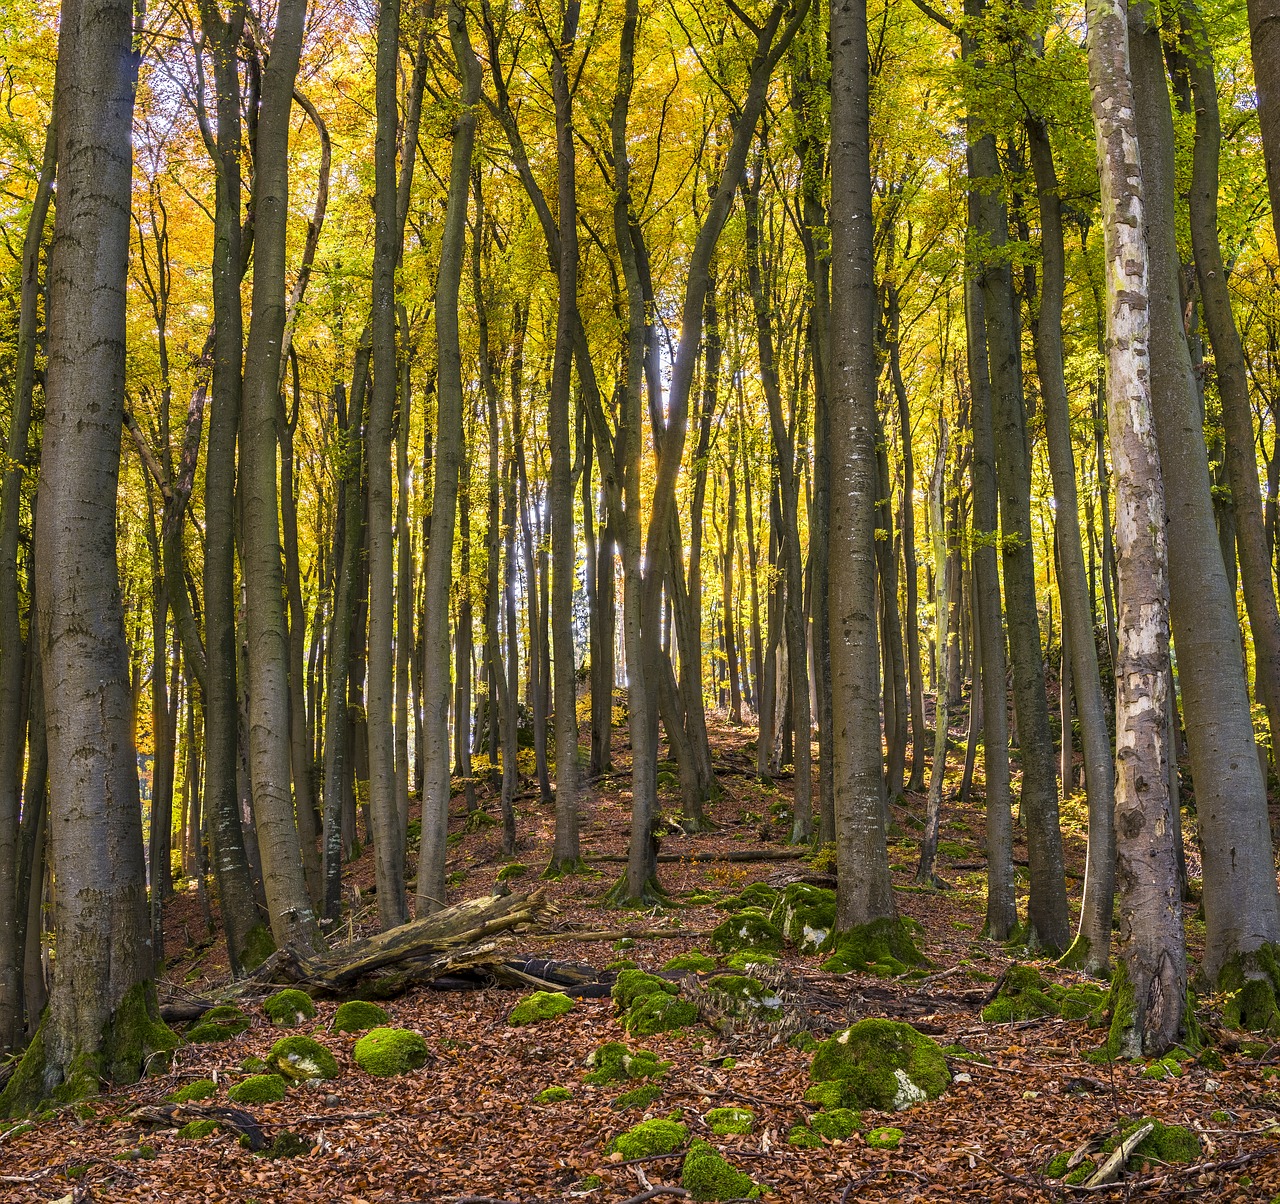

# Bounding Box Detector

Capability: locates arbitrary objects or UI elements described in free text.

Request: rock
[228,1074,287,1104]
[263,989,317,1027]
[769,883,836,952]
[332,1000,389,1034]
[267,1035,339,1082]
[584,1042,671,1085]
[352,1027,429,1077]
[509,990,576,1026]
[680,1139,762,1200]
[703,1106,754,1135]
[808,1019,950,1111]
[710,909,784,954]
[607,1117,687,1158]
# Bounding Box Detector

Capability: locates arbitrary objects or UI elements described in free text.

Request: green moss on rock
[788,1124,823,1147]
[614,1082,664,1110]
[704,1106,754,1135]
[819,917,924,976]
[808,1108,859,1140]
[980,965,1057,1023]
[866,1126,903,1150]
[663,952,718,974]
[625,991,699,1036]
[724,949,777,972]
[535,1085,573,1103]
[680,1139,762,1200]
[804,1081,844,1109]
[240,1056,268,1073]
[178,1119,220,1139]
[352,1027,429,1076]
[719,883,779,911]
[1105,1117,1201,1166]
[770,884,837,953]
[332,1000,389,1034]
[257,1130,312,1158]
[584,1042,670,1085]
[711,909,783,954]
[608,1116,688,1158]
[612,969,679,1010]
[809,1019,950,1111]
[228,1074,287,1104]
[497,861,529,882]
[267,1035,339,1082]
[168,1078,216,1103]
[263,989,317,1028]
[704,974,784,1022]
[509,990,576,1026]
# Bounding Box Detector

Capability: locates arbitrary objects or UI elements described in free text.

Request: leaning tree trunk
[416,0,481,915]
[829,0,896,931]
[1130,0,1280,999]
[1246,0,1280,261]
[1086,0,1186,1054]
[12,0,168,1110]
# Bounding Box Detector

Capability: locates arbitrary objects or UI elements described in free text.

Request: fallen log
[257,889,550,997]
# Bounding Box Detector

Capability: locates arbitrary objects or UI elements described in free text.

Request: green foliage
[819,917,924,976]
[352,1027,429,1076]
[809,1019,950,1111]
[680,1139,762,1200]
[583,1042,670,1085]
[263,989,317,1027]
[703,1106,754,1135]
[508,991,575,1026]
[168,1078,216,1103]
[267,1035,339,1082]
[608,1116,687,1158]
[228,1074,287,1104]
[332,1000,390,1034]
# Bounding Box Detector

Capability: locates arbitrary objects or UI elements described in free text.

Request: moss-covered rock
[263,989,317,1028]
[612,969,679,1010]
[788,1123,824,1148]
[509,990,576,1026]
[770,884,837,953]
[680,1139,762,1200]
[703,974,784,1022]
[267,1035,339,1082]
[186,1004,251,1045]
[584,1042,671,1085]
[809,1019,950,1111]
[608,1116,688,1158]
[719,883,779,911]
[625,991,699,1036]
[789,1031,820,1053]
[703,1106,754,1135]
[711,909,783,955]
[819,917,924,976]
[256,1130,313,1159]
[353,1027,429,1077]
[332,1000,389,1034]
[866,1126,903,1149]
[663,952,719,974]
[178,1119,220,1139]
[809,1108,859,1140]
[724,949,778,972]
[497,861,529,882]
[614,1082,664,1110]
[229,1074,287,1104]
[168,1078,216,1103]
[1104,1117,1201,1166]
[535,1085,573,1103]
[1143,1055,1185,1080]
[804,1081,844,1109]
[980,965,1058,1023]
[240,1056,268,1073]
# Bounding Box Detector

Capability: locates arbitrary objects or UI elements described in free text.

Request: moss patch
[1105,1117,1201,1166]
[663,952,718,974]
[228,1074,286,1104]
[809,1019,950,1111]
[625,991,699,1036]
[1218,944,1280,1034]
[509,990,575,1026]
[981,965,1106,1024]
[332,1000,389,1034]
[711,909,784,954]
[819,917,924,976]
[178,1119,220,1139]
[866,1126,903,1149]
[168,1078,216,1103]
[703,1106,754,1135]
[719,883,779,911]
[724,949,778,972]
[810,1108,859,1139]
[535,1085,573,1103]
[263,989,316,1027]
[584,1042,670,1085]
[267,1035,339,1082]
[703,974,784,1022]
[608,1117,688,1158]
[769,883,836,952]
[680,1139,762,1200]
[614,1082,664,1110]
[353,1027,429,1077]
[612,969,679,1010]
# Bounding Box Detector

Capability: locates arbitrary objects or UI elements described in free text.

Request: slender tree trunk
[917,425,949,885]
[416,0,481,914]
[829,0,896,929]
[1246,0,1280,258]
[1087,0,1186,1051]
[1130,0,1280,991]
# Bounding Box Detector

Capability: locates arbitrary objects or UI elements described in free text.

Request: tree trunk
[829,0,895,930]
[1086,0,1187,1052]
[917,426,949,886]
[416,0,481,914]
[1131,0,1280,991]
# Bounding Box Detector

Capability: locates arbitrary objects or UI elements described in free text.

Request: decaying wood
[1084,1122,1154,1187]
[257,889,550,996]
[130,1102,268,1150]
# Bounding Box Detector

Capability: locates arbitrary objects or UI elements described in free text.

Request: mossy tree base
[1058,934,1109,978]
[819,917,925,976]
[1218,944,1280,1034]
[540,857,591,881]
[602,874,670,909]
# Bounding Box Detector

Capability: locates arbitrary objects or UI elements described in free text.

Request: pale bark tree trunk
[1086,0,1186,1052]
[1246,0,1280,256]
[829,0,895,929]
[1131,0,1280,991]
[416,0,481,914]
[239,0,323,954]
[917,425,949,886]
[24,0,161,1101]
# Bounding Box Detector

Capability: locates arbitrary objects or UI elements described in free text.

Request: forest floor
[2,716,1279,1203]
